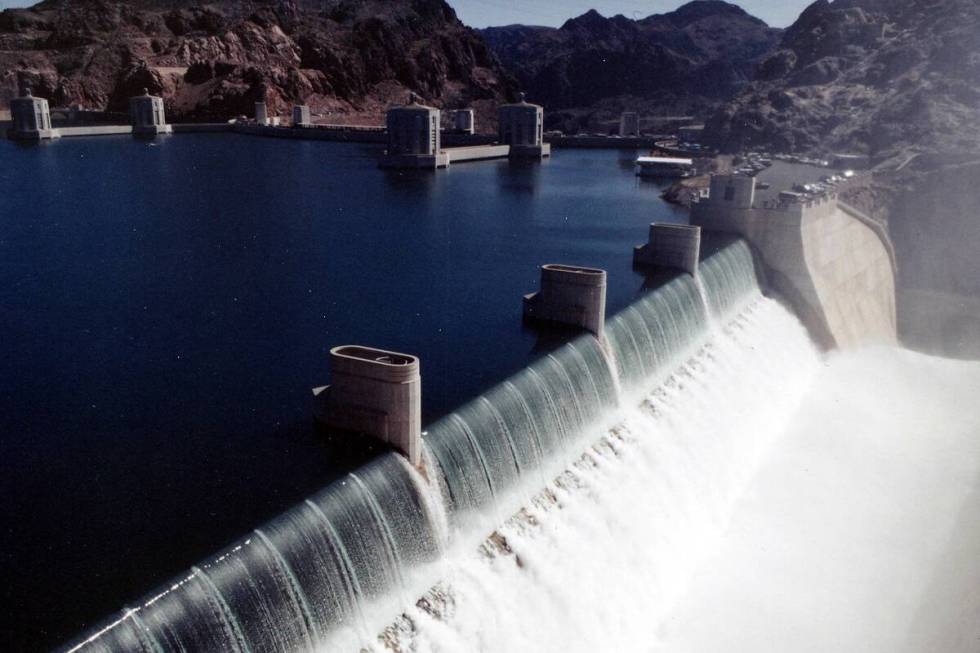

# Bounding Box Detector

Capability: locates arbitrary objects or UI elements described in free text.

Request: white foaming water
[382,294,822,652]
[380,297,980,653]
[658,346,980,653]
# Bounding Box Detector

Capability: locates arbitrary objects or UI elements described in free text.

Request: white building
[8,87,60,141]
[380,93,448,169]
[498,92,550,158]
[129,88,172,136]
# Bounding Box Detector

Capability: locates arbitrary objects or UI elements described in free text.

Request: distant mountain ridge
[704,0,980,159]
[479,0,782,122]
[0,0,517,123]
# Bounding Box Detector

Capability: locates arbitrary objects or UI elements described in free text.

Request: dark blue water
[0,134,683,651]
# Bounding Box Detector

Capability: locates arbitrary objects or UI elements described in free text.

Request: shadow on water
[11,138,58,150]
[379,167,438,190]
[524,320,595,357]
[132,132,161,143]
[312,421,393,470]
[616,148,642,171]
[496,158,543,194]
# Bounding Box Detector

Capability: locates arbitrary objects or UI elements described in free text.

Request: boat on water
[635,156,694,178]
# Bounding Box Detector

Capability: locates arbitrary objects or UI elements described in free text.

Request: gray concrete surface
[499,93,548,159]
[523,264,607,336]
[444,145,510,163]
[59,126,132,137]
[693,174,897,349]
[292,105,311,127]
[381,94,443,169]
[129,90,172,136]
[634,223,702,276]
[453,109,475,135]
[8,89,60,141]
[313,346,422,467]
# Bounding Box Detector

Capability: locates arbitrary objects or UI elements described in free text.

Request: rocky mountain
[698,0,980,356]
[479,1,782,128]
[0,0,517,124]
[705,0,980,159]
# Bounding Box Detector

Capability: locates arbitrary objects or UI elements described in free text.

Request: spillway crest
[61,238,773,653]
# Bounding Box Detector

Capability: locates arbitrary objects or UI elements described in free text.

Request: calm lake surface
[0,133,684,650]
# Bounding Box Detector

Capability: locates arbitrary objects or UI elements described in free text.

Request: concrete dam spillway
[58,239,980,652]
[58,239,758,651]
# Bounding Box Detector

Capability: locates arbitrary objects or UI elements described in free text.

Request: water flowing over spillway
[397,349,980,653]
[71,237,977,653]
[391,266,821,652]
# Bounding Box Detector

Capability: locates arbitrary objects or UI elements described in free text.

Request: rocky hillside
[0,0,516,125]
[480,1,781,128]
[705,0,980,159]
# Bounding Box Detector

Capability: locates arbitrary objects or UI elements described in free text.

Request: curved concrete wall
[316,345,422,466]
[693,183,897,349]
[802,202,896,349]
[634,223,702,275]
[523,264,607,336]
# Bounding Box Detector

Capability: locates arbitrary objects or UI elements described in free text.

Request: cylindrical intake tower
[523,264,607,336]
[634,223,702,276]
[313,346,422,466]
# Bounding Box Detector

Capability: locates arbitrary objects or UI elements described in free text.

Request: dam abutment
[692,173,897,349]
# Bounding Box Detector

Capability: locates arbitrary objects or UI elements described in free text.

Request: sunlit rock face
[0,0,516,126]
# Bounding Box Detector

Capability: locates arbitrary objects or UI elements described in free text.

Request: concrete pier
[380,93,449,169]
[498,93,551,159]
[313,346,422,466]
[523,264,607,336]
[129,89,172,136]
[7,88,60,141]
[634,223,702,275]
